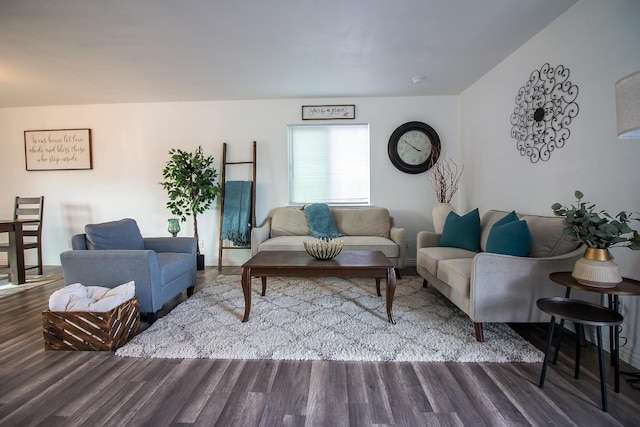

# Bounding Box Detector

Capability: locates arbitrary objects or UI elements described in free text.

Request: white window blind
[288,124,370,205]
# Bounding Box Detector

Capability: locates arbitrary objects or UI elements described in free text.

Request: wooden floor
[1,266,640,427]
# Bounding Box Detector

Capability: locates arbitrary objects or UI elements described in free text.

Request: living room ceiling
[0,0,576,108]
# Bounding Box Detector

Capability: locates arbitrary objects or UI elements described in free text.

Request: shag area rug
[116,275,543,362]
[0,275,63,297]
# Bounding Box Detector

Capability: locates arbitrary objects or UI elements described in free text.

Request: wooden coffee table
[241,250,397,323]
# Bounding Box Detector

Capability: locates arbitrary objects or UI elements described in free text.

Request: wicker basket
[42,296,140,351]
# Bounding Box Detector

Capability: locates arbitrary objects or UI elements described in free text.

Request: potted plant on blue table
[552,190,640,286]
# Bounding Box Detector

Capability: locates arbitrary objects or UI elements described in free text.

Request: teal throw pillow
[439,208,481,252]
[492,210,519,227]
[486,211,531,256]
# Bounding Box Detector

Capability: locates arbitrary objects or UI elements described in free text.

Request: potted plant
[428,145,463,233]
[161,146,222,270]
[552,190,640,286]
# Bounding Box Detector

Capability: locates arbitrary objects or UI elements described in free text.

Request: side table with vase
[549,271,640,393]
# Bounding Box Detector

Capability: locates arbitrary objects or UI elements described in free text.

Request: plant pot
[197,254,205,271]
[572,248,622,288]
[432,203,455,234]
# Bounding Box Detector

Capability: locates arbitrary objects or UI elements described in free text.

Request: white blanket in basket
[49,281,135,312]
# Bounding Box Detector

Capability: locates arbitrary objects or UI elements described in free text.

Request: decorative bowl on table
[303,238,344,260]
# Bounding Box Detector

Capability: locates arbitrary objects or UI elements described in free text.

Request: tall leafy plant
[161,146,221,255]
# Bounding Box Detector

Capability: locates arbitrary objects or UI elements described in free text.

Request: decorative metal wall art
[510,63,579,163]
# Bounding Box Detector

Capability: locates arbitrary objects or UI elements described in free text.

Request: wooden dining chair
[0,196,45,275]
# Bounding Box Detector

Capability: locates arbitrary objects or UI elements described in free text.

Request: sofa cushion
[304,203,343,239]
[486,211,531,256]
[522,213,579,257]
[417,247,476,276]
[85,218,145,250]
[338,236,399,257]
[440,208,481,252]
[158,252,194,285]
[332,207,391,238]
[270,207,310,237]
[480,210,511,250]
[480,210,579,257]
[436,258,473,297]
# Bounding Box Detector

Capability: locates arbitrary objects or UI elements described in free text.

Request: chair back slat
[16,208,41,217]
[16,197,42,204]
[13,196,44,225]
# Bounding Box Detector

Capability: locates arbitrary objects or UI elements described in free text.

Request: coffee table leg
[261,277,267,296]
[386,267,397,324]
[241,267,252,322]
[375,278,382,296]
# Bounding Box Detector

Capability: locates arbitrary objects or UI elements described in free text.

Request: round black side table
[550,271,640,392]
[537,297,623,412]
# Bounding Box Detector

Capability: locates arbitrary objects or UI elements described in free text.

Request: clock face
[397,130,432,165]
[388,121,440,174]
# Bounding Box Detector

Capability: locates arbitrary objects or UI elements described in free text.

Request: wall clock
[510,63,579,163]
[388,121,440,174]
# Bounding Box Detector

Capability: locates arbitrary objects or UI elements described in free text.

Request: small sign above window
[302,104,355,120]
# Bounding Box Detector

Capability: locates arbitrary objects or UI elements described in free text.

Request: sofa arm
[60,250,162,313]
[416,230,441,249]
[469,247,588,323]
[389,226,405,268]
[251,217,272,256]
[144,237,197,254]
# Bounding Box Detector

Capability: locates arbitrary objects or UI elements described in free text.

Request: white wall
[460,0,640,367]
[0,96,458,268]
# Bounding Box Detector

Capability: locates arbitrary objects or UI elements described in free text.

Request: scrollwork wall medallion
[510,63,579,163]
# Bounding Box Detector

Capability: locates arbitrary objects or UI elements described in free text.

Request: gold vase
[571,248,622,288]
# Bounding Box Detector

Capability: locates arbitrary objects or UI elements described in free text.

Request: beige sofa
[251,206,405,268]
[416,209,586,341]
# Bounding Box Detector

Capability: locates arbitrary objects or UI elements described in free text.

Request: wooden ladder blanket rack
[218,141,257,271]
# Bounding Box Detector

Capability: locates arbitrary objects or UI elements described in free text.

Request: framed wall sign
[302,104,355,120]
[24,128,93,171]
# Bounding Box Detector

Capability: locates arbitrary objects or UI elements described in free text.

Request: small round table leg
[575,323,582,379]
[597,326,608,412]
[539,316,556,388]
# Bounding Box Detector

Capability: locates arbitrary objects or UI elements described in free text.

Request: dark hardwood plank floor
[1,266,639,426]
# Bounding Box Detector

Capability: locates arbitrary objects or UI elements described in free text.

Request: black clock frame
[388,121,441,174]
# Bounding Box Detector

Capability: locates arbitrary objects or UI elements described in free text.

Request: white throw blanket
[49,281,135,312]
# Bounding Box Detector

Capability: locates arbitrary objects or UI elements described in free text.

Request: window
[288,124,370,205]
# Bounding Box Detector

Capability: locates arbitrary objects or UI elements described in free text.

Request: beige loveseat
[251,206,405,268]
[416,209,586,342]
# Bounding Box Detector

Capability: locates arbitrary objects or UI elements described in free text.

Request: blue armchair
[60,218,197,322]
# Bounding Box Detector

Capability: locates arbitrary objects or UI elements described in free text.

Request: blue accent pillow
[486,211,531,256]
[85,218,145,250]
[439,208,481,252]
[304,203,344,239]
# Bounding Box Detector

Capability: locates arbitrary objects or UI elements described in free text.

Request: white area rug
[116,275,544,362]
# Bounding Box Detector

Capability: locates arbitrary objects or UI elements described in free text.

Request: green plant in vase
[552,190,640,286]
[161,146,222,269]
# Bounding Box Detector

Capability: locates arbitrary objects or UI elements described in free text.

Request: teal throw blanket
[221,181,252,246]
[304,203,343,239]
